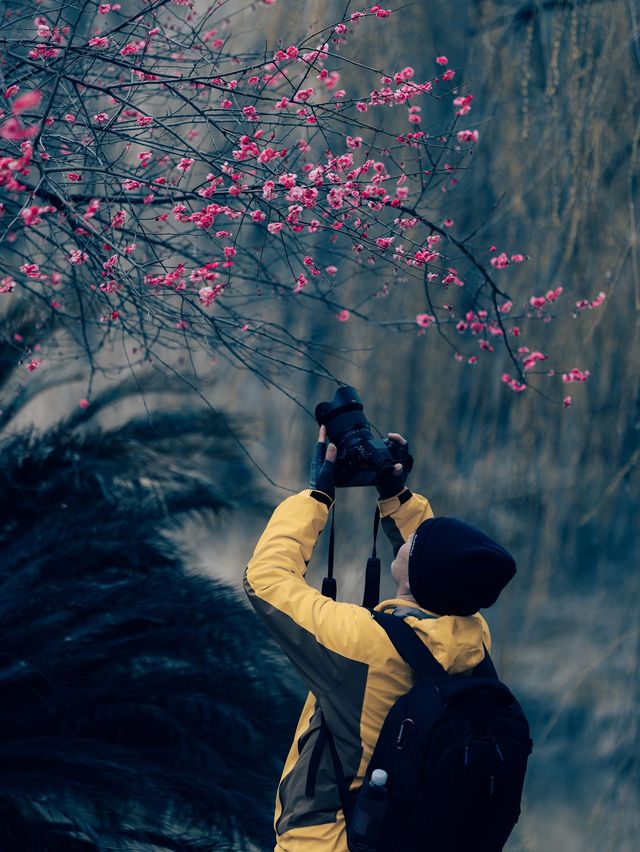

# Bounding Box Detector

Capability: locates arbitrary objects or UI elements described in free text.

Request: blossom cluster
[0,1,602,405]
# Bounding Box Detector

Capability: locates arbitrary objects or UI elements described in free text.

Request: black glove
[309,438,336,501]
[376,440,413,500]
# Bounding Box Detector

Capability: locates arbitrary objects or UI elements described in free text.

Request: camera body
[315,386,404,488]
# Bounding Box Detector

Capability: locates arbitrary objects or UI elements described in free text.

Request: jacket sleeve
[377,488,434,556]
[244,490,382,697]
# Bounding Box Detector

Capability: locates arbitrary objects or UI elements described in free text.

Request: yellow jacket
[244,488,491,852]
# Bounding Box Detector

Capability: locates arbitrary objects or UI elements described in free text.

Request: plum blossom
[11,90,43,115]
[416,313,435,328]
[457,129,479,143]
[501,374,527,393]
[491,252,509,269]
[562,368,590,383]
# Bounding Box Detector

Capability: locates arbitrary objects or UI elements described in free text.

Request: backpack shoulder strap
[372,610,444,679]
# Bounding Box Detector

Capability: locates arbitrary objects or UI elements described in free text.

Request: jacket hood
[375,599,490,675]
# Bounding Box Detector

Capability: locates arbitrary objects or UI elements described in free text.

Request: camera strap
[362,507,381,609]
[321,505,381,606]
[321,506,337,601]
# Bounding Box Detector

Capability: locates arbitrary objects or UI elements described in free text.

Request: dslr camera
[315,386,410,488]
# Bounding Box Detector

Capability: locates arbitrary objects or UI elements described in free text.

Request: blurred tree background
[1,0,638,849]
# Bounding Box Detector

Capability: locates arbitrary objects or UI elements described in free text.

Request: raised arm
[375,432,434,555]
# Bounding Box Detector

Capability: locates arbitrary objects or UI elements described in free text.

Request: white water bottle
[348,768,389,851]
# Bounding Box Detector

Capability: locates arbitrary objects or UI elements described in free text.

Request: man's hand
[309,425,337,501]
[376,432,413,499]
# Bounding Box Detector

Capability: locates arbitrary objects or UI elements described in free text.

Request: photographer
[244,424,516,852]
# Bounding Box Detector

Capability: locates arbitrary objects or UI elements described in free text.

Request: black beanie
[408,517,516,616]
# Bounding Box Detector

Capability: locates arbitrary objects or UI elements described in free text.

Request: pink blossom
[562,368,590,383]
[491,252,509,269]
[416,313,435,328]
[443,218,454,228]
[69,249,89,264]
[529,295,546,309]
[88,36,109,48]
[20,263,45,279]
[11,89,43,115]
[457,129,479,144]
[0,276,16,293]
[545,286,563,302]
[501,374,527,393]
[337,309,350,322]
[93,112,109,123]
[0,117,37,141]
[590,291,606,308]
[27,359,41,372]
[199,284,225,306]
[98,4,111,13]
[376,236,394,250]
[21,204,54,226]
[262,180,276,199]
[522,351,548,372]
[120,39,147,57]
[442,69,455,81]
[4,84,19,98]
[67,172,82,181]
[453,94,474,116]
[176,157,195,172]
[325,265,338,276]
[293,88,313,103]
[436,56,448,65]
[79,398,90,409]
[136,116,154,126]
[511,253,525,263]
[267,222,283,234]
[563,396,572,408]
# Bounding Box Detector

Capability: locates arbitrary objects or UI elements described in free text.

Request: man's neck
[396,591,419,605]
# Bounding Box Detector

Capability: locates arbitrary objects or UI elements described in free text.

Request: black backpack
[345,610,533,852]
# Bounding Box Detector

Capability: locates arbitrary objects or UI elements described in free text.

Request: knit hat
[408,517,516,616]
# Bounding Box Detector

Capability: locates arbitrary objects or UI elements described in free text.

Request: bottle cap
[370,769,388,787]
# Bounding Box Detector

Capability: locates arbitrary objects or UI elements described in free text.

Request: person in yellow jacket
[244,428,516,852]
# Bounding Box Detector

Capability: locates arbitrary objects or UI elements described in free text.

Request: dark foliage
[0,314,301,851]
